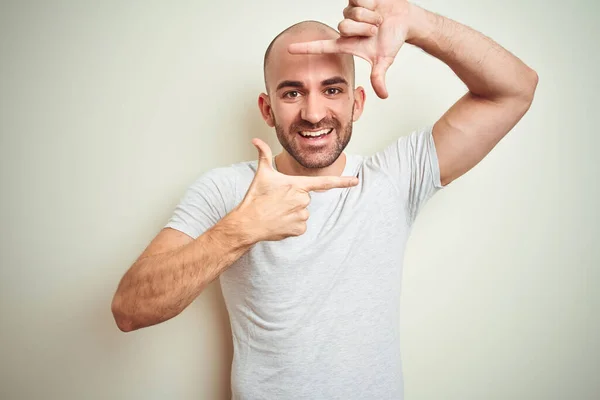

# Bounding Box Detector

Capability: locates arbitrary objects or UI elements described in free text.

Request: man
[111,0,537,398]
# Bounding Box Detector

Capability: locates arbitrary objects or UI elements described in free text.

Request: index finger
[288,39,345,55]
[295,175,359,192]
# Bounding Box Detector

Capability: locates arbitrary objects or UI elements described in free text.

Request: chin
[293,151,339,169]
[275,122,352,170]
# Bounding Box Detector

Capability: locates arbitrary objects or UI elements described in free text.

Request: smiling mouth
[298,128,333,138]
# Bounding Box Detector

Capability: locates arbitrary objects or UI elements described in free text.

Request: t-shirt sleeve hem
[164,222,200,240]
[425,125,445,190]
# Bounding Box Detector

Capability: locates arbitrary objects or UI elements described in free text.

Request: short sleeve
[164,167,238,239]
[367,125,444,226]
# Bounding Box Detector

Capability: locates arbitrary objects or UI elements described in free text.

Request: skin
[289,0,539,186]
[259,25,367,177]
[111,0,538,332]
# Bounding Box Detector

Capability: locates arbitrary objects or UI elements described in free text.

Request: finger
[288,39,344,55]
[343,6,383,26]
[349,0,377,11]
[252,138,274,171]
[296,175,359,192]
[298,209,310,221]
[371,57,394,99]
[338,18,378,37]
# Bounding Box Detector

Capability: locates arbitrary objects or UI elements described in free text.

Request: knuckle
[300,209,310,221]
[302,193,311,207]
[339,19,352,31]
[293,191,311,207]
[348,7,362,20]
[294,223,307,236]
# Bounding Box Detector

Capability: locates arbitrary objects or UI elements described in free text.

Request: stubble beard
[274,110,354,169]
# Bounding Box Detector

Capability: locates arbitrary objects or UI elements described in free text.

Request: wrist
[223,207,263,247]
[404,3,435,46]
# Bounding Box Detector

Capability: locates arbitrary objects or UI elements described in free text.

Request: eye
[283,90,301,99]
[325,87,342,96]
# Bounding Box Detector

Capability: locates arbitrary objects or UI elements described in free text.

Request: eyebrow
[275,76,349,91]
[322,76,348,86]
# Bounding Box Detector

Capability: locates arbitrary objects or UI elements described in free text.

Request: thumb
[370,57,393,99]
[252,138,274,172]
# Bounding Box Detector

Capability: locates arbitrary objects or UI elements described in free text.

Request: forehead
[266,30,352,91]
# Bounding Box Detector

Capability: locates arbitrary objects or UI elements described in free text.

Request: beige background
[1,0,598,399]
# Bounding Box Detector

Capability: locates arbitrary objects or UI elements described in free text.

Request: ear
[258,93,275,127]
[351,86,366,122]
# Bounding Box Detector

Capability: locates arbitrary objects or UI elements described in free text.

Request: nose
[300,92,327,124]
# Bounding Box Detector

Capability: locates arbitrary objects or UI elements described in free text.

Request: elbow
[509,68,538,116]
[114,316,136,333]
[522,67,539,103]
[530,68,539,89]
[111,295,138,333]
[111,293,175,332]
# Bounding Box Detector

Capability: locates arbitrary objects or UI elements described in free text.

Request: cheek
[273,103,299,125]
[332,100,354,122]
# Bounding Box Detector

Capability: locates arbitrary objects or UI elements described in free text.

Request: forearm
[112,210,256,332]
[406,4,537,100]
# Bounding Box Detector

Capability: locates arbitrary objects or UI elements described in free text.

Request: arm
[289,0,538,186]
[111,211,255,332]
[111,139,358,332]
[407,5,539,186]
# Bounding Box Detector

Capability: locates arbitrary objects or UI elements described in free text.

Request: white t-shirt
[166,126,444,399]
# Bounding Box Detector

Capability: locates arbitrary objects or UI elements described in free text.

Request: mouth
[297,128,333,139]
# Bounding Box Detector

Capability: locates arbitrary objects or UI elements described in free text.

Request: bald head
[263,20,355,93]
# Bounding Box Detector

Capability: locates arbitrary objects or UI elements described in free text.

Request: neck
[274,151,347,177]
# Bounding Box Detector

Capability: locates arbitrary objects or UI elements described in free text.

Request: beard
[274,109,354,169]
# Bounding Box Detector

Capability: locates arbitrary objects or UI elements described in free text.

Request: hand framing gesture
[289,0,411,99]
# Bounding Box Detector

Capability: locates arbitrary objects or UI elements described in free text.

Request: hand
[236,139,359,242]
[288,0,411,99]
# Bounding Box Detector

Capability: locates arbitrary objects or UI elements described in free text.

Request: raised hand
[288,0,411,99]
[236,139,359,242]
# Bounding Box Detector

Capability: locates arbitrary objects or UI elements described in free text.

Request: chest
[222,177,410,315]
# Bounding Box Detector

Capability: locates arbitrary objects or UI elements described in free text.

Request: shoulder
[188,160,257,208]
[360,126,435,172]
[192,159,255,187]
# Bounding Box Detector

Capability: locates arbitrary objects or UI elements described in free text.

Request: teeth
[300,128,332,137]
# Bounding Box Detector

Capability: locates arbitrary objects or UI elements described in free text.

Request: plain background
[1,0,598,399]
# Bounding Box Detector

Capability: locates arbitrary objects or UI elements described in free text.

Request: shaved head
[257,20,365,172]
[263,20,355,92]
